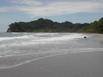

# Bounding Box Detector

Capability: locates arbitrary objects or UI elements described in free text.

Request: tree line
[7,17,103,33]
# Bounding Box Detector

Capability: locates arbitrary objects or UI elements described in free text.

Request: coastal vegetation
[7,17,103,33]
[82,18,103,33]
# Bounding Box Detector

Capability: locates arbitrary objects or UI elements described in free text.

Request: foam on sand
[0,33,84,47]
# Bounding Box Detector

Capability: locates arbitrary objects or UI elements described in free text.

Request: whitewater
[0,33,103,69]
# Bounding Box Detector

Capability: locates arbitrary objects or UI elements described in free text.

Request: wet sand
[0,33,103,77]
[0,51,103,77]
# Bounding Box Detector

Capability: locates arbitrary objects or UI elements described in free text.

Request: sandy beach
[0,33,103,77]
[0,51,103,77]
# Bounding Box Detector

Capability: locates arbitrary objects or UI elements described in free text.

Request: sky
[0,0,103,32]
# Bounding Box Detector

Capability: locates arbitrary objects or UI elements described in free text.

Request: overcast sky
[0,0,103,32]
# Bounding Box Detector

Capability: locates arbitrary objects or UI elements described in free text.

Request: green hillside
[7,18,103,33]
[82,18,103,33]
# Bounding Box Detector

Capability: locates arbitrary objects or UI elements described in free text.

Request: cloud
[0,6,21,13]
[0,0,103,16]
[9,0,43,6]
[0,7,8,13]
[18,1,103,16]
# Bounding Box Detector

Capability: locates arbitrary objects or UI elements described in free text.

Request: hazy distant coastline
[7,17,103,33]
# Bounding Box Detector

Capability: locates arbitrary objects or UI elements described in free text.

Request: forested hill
[7,18,103,33]
[82,18,103,33]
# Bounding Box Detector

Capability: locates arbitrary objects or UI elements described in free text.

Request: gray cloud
[37,0,103,2]
[0,0,103,16]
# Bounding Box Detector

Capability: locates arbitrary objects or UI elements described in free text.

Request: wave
[0,35,39,41]
[0,33,84,46]
[0,33,59,41]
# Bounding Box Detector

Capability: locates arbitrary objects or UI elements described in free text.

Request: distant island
[7,17,103,33]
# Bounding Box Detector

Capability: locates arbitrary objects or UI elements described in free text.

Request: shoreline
[0,33,103,77]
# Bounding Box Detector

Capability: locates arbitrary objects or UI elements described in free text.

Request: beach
[0,51,103,77]
[0,33,103,77]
